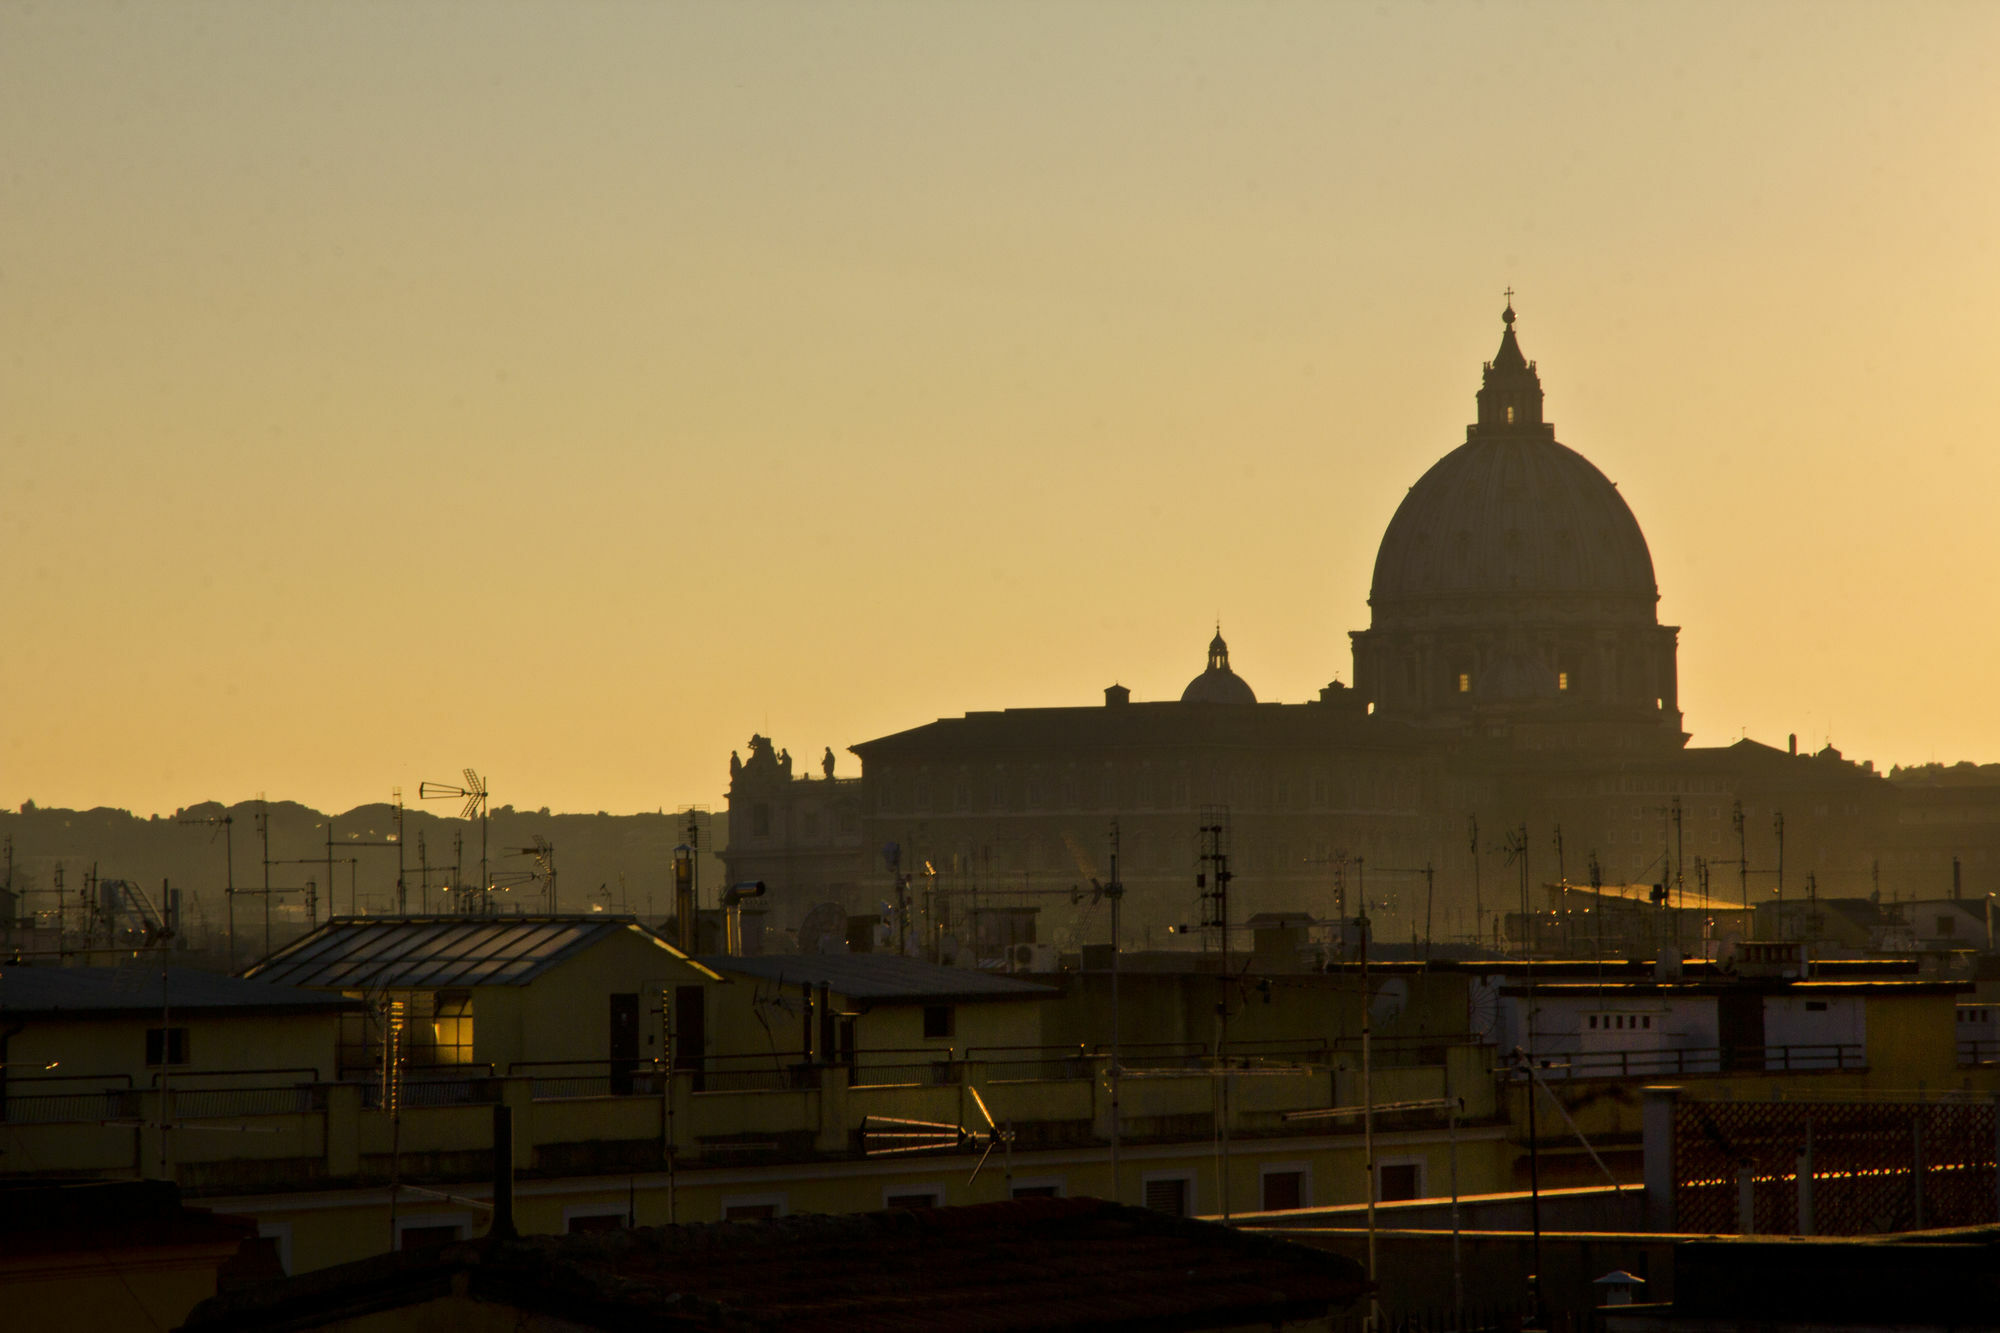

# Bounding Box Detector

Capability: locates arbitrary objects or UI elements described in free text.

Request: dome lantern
[1181,627,1257,705]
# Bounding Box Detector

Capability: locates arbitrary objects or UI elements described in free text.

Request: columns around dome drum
[1348,619,1684,745]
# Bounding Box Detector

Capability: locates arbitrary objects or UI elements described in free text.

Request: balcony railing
[1508,1043,1865,1080]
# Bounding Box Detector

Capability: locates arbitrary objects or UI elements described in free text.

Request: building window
[1143,1174,1193,1217]
[752,804,771,837]
[1457,672,1472,694]
[1557,671,1569,692]
[884,1186,944,1209]
[396,1217,470,1250]
[1012,1178,1065,1199]
[1505,405,1515,424]
[721,1194,787,1220]
[430,992,474,1065]
[564,1209,627,1233]
[922,1005,954,1039]
[1261,1167,1308,1212]
[146,1027,190,1066]
[1378,1160,1424,1202]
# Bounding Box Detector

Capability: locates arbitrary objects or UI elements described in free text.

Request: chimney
[488,1104,516,1239]
[1789,733,1797,756]
[1104,684,1130,707]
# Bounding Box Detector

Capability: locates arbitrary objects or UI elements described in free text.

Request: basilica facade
[725,307,1988,957]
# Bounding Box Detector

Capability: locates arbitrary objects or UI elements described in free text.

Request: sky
[4,2,1998,818]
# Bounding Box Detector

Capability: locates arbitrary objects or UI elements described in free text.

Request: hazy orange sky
[4,3,1997,818]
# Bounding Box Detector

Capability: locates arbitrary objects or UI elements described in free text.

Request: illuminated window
[1457,673,1471,694]
[1557,671,1569,692]
[427,991,474,1066]
[1506,405,1515,424]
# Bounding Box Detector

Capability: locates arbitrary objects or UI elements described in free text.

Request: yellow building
[242,914,726,1082]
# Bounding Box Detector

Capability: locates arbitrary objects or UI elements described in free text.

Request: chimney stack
[488,1104,516,1239]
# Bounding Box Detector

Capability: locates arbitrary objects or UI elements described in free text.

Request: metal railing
[1510,1043,1865,1080]
[362,1074,499,1110]
[165,1084,324,1118]
[507,1060,668,1100]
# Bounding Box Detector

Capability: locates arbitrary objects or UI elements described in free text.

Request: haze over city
[5,3,1996,818]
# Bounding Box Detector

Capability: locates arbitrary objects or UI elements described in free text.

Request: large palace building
[724,306,1993,957]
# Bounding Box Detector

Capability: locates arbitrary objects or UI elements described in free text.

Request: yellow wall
[6,1011,342,1087]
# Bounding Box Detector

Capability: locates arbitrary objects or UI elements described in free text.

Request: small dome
[1181,629,1257,705]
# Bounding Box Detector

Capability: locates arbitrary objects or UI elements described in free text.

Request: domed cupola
[1181,628,1257,705]
[1348,302,1685,748]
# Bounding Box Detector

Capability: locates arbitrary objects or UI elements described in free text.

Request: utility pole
[1359,892,1377,1333]
[1673,795,1685,938]
[258,801,272,959]
[1734,799,1751,942]
[1553,824,1569,953]
[177,811,234,969]
[1197,811,1233,1218]
[1105,821,1124,1205]
[394,789,407,915]
[1774,811,1787,940]
[1468,815,1483,949]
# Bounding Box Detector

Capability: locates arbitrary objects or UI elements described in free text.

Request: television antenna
[420,770,489,911]
[503,836,558,913]
[862,1085,1014,1192]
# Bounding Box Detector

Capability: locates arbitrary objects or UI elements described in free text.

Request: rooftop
[182,1197,1367,1333]
[245,915,714,991]
[698,952,1056,1002]
[0,964,357,1017]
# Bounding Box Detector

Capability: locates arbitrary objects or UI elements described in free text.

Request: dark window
[1012,1184,1060,1199]
[1378,1163,1422,1201]
[922,1005,954,1039]
[723,1203,779,1221]
[752,804,771,836]
[885,1191,939,1210]
[399,1223,462,1250]
[1144,1177,1190,1216]
[1262,1170,1305,1211]
[1805,1000,1828,1012]
[146,1027,190,1066]
[567,1213,624,1233]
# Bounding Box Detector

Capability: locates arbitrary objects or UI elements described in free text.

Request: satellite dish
[797,902,847,956]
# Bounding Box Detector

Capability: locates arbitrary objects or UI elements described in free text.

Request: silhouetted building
[726,307,1987,952]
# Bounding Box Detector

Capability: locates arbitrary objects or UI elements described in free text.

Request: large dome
[1369,434,1658,621]
[1349,304,1682,743]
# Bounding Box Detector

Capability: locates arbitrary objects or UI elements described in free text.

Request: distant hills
[0,799,727,957]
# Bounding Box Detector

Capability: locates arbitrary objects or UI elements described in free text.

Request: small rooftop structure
[181,1196,1367,1332]
[698,952,1054,1003]
[245,915,717,990]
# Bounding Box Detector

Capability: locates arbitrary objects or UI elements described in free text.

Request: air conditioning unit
[1009,942,1056,973]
